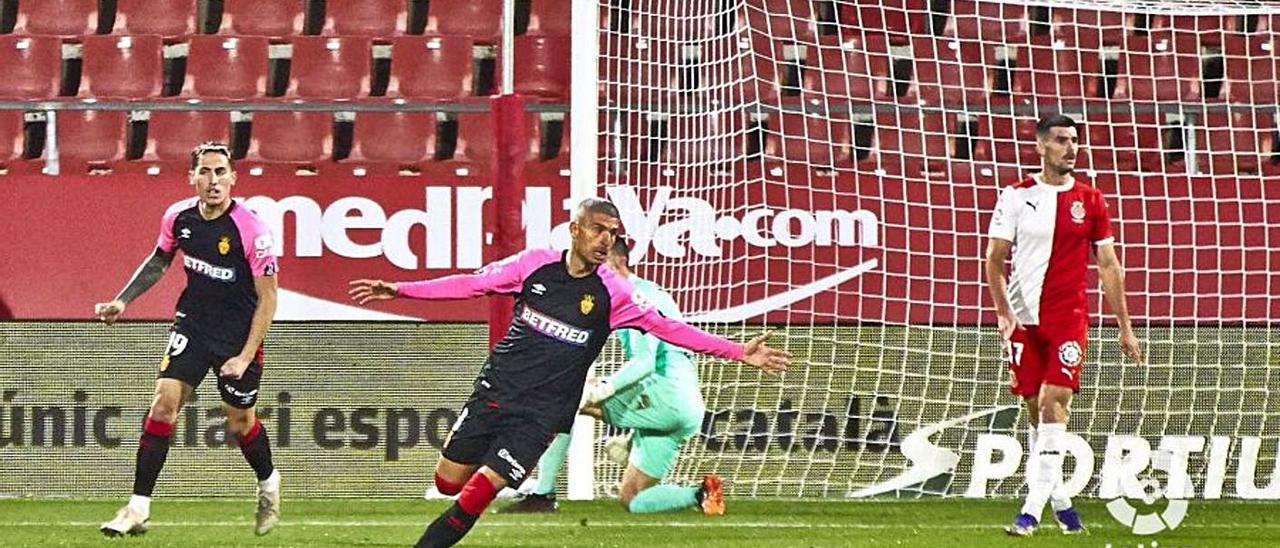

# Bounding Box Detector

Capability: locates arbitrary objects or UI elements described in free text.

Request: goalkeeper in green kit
[498,238,725,515]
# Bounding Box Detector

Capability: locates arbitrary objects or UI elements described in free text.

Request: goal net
[580,0,1280,500]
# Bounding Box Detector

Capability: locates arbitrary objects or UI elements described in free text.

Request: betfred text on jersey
[519,305,592,346]
[244,185,878,270]
[183,255,236,282]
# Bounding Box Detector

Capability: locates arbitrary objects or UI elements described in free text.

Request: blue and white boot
[1054,507,1086,534]
[1004,513,1038,537]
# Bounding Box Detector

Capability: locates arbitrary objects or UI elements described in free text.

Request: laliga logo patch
[1107,476,1189,535]
[1058,341,1083,366]
[218,235,232,255]
[580,294,595,315]
[1070,200,1086,224]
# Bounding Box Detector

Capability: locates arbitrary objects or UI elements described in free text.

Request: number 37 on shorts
[1005,326,1086,397]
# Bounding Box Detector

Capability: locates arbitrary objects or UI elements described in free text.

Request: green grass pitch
[1,498,1276,547]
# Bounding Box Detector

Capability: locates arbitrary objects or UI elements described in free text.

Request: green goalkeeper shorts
[602,376,705,479]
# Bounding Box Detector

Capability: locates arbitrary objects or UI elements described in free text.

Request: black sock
[236,420,275,481]
[133,419,173,497]
[416,503,479,548]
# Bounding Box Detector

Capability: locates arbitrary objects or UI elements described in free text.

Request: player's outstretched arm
[635,314,790,376]
[94,248,175,325]
[349,249,548,306]
[1095,242,1142,364]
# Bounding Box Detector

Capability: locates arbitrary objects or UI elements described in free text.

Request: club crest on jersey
[1058,341,1083,366]
[218,235,232,255]
[580,294,595,315]
[1070,200,1086,224]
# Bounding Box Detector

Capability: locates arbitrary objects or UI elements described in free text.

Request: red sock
[456,473,498,516]
[435,472,465,496]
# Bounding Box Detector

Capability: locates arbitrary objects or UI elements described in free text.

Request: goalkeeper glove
[582,375,617,407]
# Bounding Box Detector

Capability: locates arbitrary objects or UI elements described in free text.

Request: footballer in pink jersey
[93,143,282,538]
[986,115,1142,537]
[349,198,791,548]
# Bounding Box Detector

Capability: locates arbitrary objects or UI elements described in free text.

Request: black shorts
[159,327,263,409]
[441,389,557,487]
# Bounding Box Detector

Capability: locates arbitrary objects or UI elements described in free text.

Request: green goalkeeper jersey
[612,276,699,390]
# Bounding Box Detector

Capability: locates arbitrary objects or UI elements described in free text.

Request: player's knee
[434,470,466,496]
[148,400,181,424]
[225,413,256,436]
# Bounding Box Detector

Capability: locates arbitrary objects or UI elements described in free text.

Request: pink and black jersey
[156,198,279,357]
[398,248,742,432]
[987,175,1114,334]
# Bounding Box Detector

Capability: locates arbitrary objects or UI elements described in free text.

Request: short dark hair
[190,141,233,171]
[577,197,620,219]
[1036,114,1078,138]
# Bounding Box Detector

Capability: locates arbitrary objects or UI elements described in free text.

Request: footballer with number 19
[94,143,282,538]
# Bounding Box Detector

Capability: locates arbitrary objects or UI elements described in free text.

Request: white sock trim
[259,469,281,492]
[128,495,151,518]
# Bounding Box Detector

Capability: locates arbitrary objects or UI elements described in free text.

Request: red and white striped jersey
[987,175,1114,332]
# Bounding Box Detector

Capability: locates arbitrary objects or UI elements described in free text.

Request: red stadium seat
[601,35,680,104]
[387,35,473,100]
[840,0,927,45]
[287,37,372,99]
[81,35,164,99]
[220,0,305,37]
[144,111,232,165]
[248,111,332,163]
[1223,35,1280,105]
[1113,33,1201,102]
[980,114,1037,166]
[745,0,817,43]
[663,111,746,166]
[527,113,570,162]
[1055,7,1129,48]
[507,36,571,99]
[1198,112,1273,175]
[0,111,24,163]
[1013,38,1103,100]
[527,0,572,36]
[626,0,724,42]
[1153,14,1227,46]
[427,0,502,43]
[801,38,891,104]
[184,36,269,99]
[777,111,853,167]
[912,38,991,107]
[0,36,62,100]
[324,0,405,36]
[1085,111,1166,172]
[56,110,126,166]
[452,113,494,164]
[947,0,1027,43]
[349,111,436,166]
[14,0,98,36]
[114,0,196,38]
[876,112,949,176]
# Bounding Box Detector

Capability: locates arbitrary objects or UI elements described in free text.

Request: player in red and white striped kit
[985,115,1143,536]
